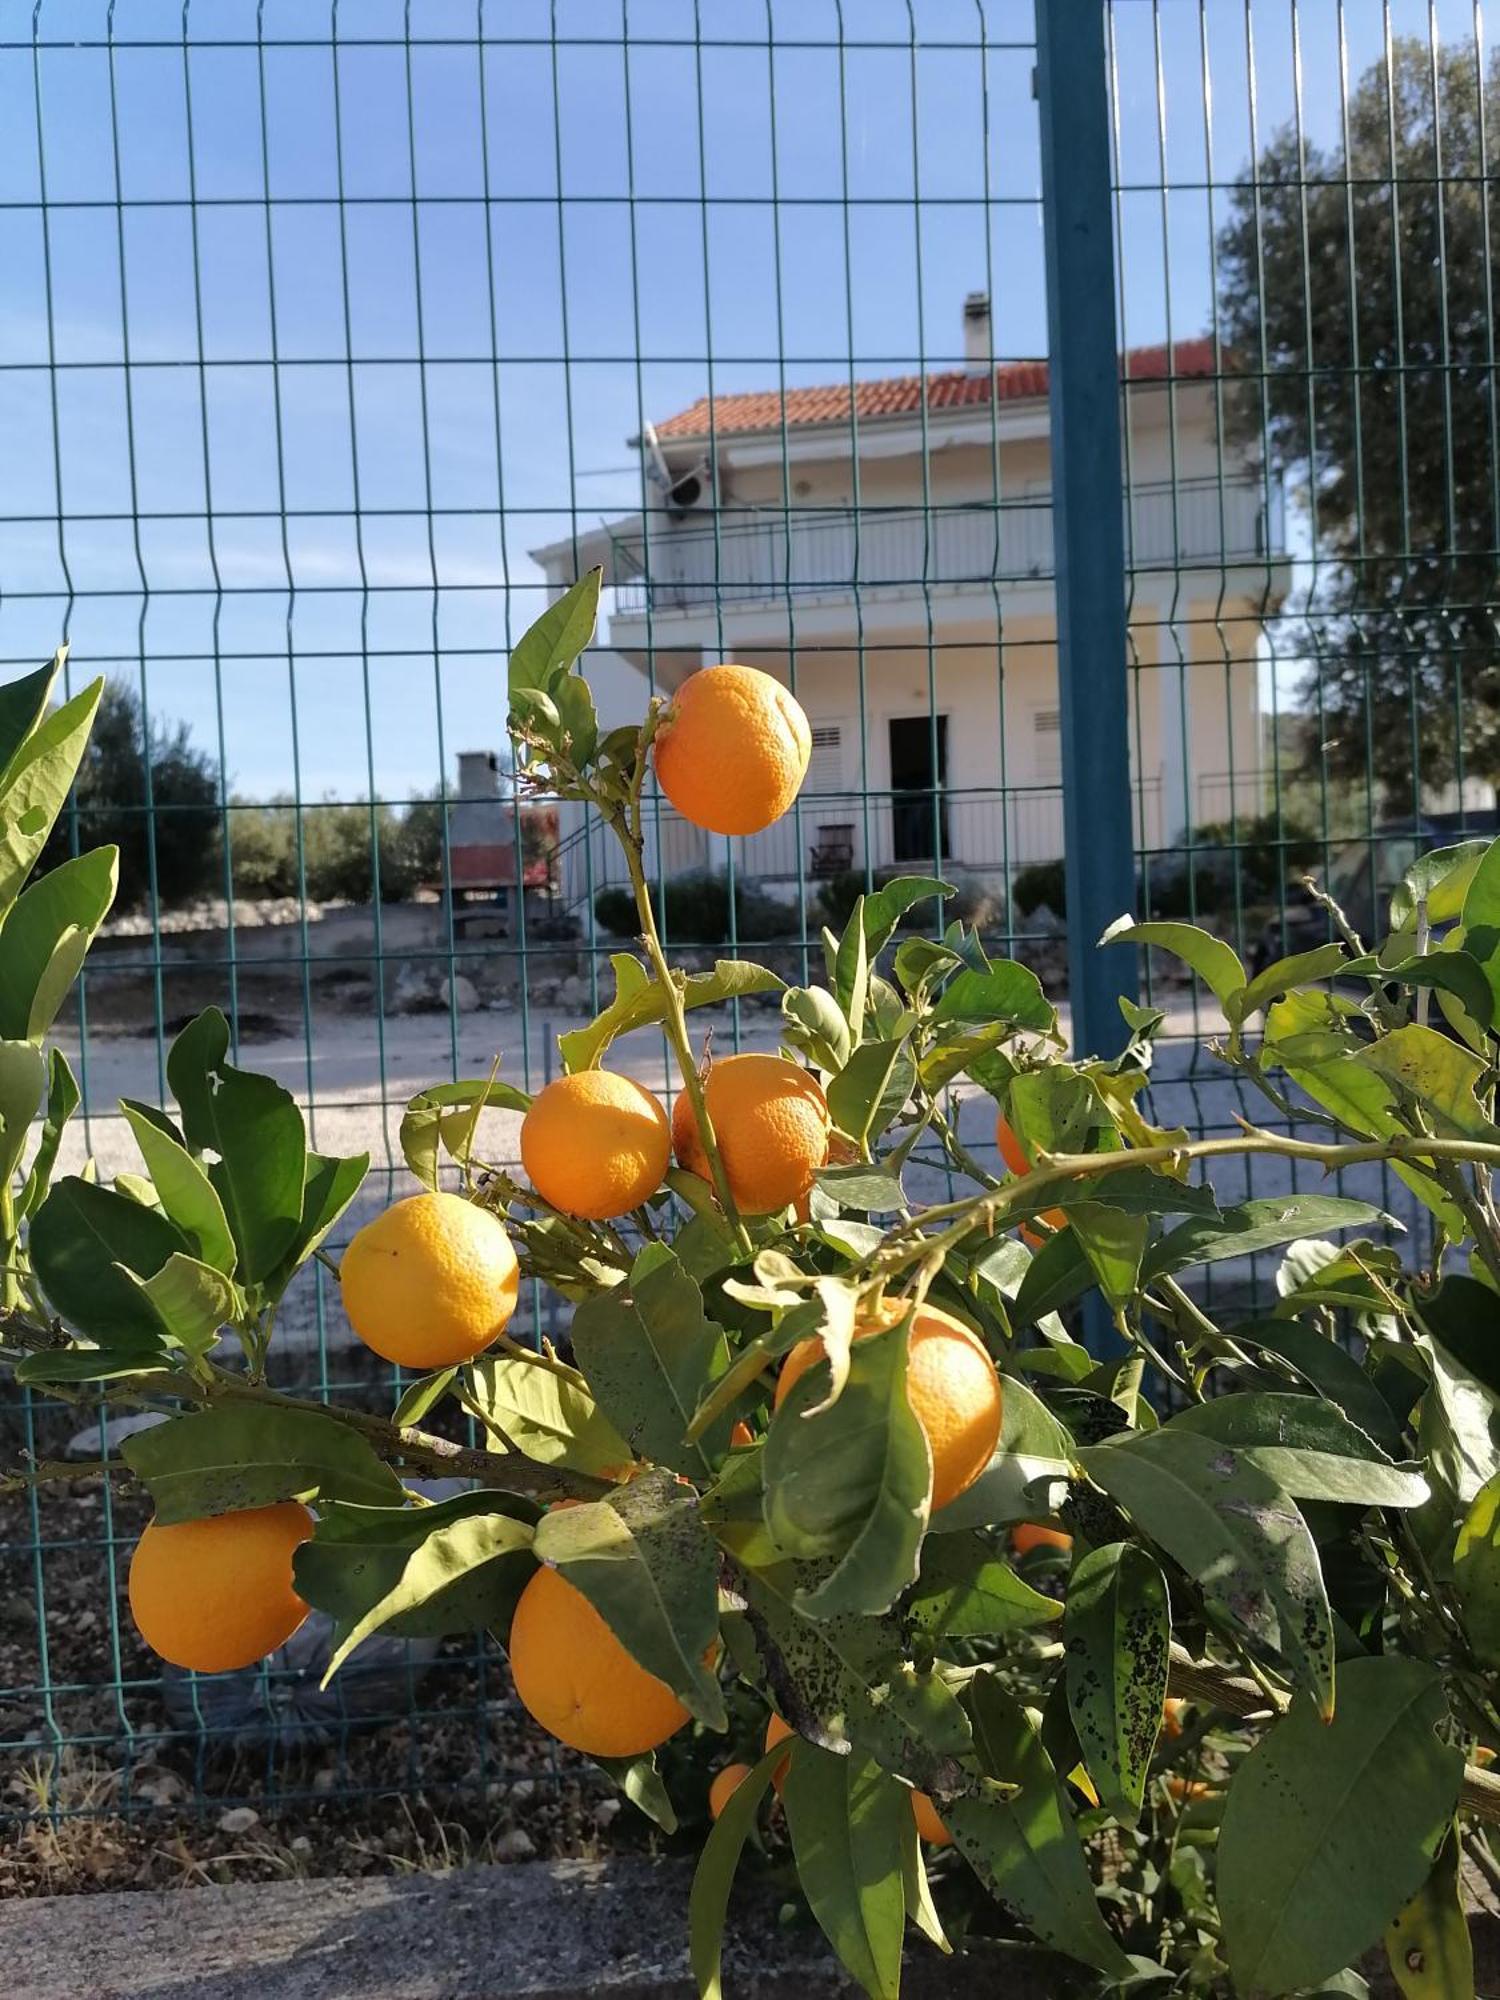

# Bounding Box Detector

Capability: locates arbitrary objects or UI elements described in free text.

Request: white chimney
[962,291,991,375]
[457,750,501,800]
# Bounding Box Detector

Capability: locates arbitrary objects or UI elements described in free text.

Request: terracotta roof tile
[652,338,1218,442]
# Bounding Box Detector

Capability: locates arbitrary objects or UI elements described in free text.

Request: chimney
[457,750,501,800]
[962,291,991,375]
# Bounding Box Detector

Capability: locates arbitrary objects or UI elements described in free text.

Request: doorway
[888,715,949,863]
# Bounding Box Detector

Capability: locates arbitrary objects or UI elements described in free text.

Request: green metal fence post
[1035,0,1139,1062]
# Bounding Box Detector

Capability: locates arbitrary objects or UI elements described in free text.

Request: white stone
[217,1805,260,1835]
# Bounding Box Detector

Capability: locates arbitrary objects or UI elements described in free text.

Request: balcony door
[889,715,949,864]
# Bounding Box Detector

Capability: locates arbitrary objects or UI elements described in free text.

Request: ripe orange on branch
[653,663,811,835]
[997,1114,1068,1232]
[340,1190,519,1368]
[129,1501,312,1673]
[774,1301,1002,1512]
[709,1761,753,1820]
[1010,1521,1072,1557]
[672,1053,829,1215]
[508,1563,691,1759]
[521,1068,670,1218]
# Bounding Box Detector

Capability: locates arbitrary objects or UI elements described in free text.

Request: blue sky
[0,0,1489,803]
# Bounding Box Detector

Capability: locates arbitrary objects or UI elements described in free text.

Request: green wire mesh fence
[1,0,1495,1832]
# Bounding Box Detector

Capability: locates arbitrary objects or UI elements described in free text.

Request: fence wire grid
[2,0,1498,1830]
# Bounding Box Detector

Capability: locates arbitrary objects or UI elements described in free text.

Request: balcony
[610,476,1284,620]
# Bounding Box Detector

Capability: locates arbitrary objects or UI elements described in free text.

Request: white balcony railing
[611,477,1283,618]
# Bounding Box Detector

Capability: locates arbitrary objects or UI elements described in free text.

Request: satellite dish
[642,422,711,516]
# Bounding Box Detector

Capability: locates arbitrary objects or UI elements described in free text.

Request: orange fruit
[709,1761,753,1820]
[911,1790,951,1847]
[653,663,811,836]
[672,1054,829,1215]
[1166,1776,1213,1803]
[730,1420,754,1448]
[508,1564,691,1759]
[521,1069,670,1219]
[774,1302,1002,1513]
[1162,1697,1186,1739]
[997,1114,1067,1232]
[340,1191,519,1368]
[128,1502,312,1673]
[765,1711,795,1793]
[1010,1521,1072,1558]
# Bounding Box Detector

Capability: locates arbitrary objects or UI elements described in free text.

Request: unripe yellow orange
[129,1502,312,1673]
[520,1069,670,1218]
[709,1761,753,1820]
[775,1301,1002,1513]
[508,1563,690,1759]
[672,1054,829,1215]
[653,663,811,836]
[340,1191,519,1368]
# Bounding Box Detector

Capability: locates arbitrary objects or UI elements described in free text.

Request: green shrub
[1011,858,1067,918]
[593,870,792,945]
[228,795,443,904]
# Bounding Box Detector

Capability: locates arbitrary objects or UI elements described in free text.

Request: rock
[441,972,482,1014]
[508,1779,536,1804]
[494,1828,537,1862]
[390,962,441,1014]
[217,1806,260,1835]
[65,1410,166,1461]
[290,1835,313,1855]
[594,1798,622,1825]
[132,1765,185,1807]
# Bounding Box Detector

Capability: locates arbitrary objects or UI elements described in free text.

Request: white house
[530,297,1290,915]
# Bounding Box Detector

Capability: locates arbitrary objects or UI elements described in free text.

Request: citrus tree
[10,581,1500,1995]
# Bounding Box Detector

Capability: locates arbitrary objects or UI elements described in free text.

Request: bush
[1011,858,1067,918]
[814,867,993,936]
[1144,813,1319,919]
[593,870,792,945]
[228,795,443,904]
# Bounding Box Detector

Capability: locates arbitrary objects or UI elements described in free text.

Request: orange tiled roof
[652,338,1218,442]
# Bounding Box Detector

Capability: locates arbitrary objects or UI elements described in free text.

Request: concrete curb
[5,1854,1497,1999]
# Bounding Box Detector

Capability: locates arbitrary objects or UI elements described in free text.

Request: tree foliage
[1218,37,1500,804]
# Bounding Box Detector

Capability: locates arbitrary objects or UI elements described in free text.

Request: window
[1031,704,1062,784]
[805,722,844,795]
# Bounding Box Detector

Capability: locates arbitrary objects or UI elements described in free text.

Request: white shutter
[805,723,844,796]
[1031,705,1062,783]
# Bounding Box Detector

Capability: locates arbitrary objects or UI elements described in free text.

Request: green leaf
[400,1078,530,1191]
[1012,1225,1094,1324]
[0,1038,46,1187]
[763,1318,930,1618]
[826,1038,915,1149]
[1100,915,1246,1008]
[0,651,65,788]
[1218,1657,1463,1997]
[165,1007,230,1145]
[30,1175,187,1344]
[833,895,869,1038]
[946,1671,1134,1978]
[0,677,104,912]
[1453,1471,1500,1667]
[1396,836,1491,928]
[508,568,601,694]
[552,671,598,765]
[1356,1022,1500,1141]
[1229,1318,1406,1456]
[19,1046,79,1219]
[317,1503,537,1679]
[120,1098,236,1274]
[782,1749,907,2000]
[1080,1429,1335,1715]
[689,1743,783,2000]
[15,1344,174,1386]
[735,1560,972,1787]
[0,845,117,1041]
[558,953,784,1074]
[1069,1201,1149,1311]
[862,875,953,953]
[273,1149,369,1285]
[781,984,852,1071]
[1063,1542,1170,1823]
[1382,1824,1474,2000]
[1170,1393,1428,1508]
[907,1530,1062,1638]
[1227,940,1350,1027]
[391,1368,457,1427]
[122,1406,403,1522]
[123,1252,238,1358]
[533,1468,726,1729]
[570,1246,733,1478]
[1346,947,1495,1033]
[1460,836,1500,1020]
[466,1351,632,1476]
[295,1490,537,1655]
[814,1163,905,1213]
[1044,1168,1220,1220]
[599,1751,678,1833]
[932,961,1054,1033]
[1143,1193,1386,1280]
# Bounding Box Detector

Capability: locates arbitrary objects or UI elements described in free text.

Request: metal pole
[1035,0,1139,1062]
